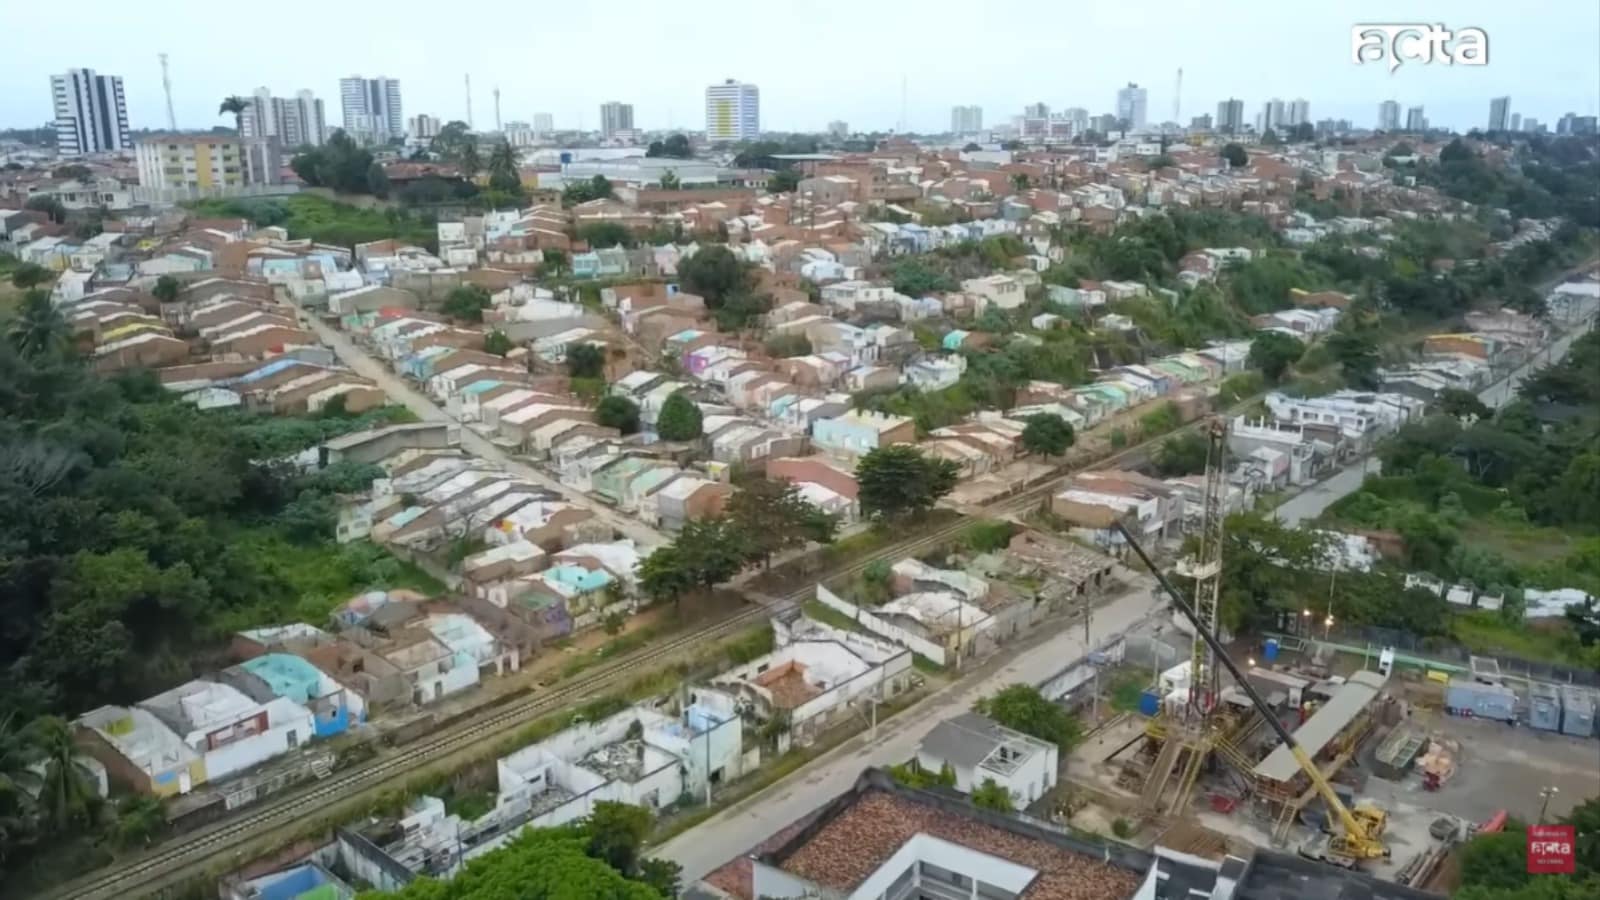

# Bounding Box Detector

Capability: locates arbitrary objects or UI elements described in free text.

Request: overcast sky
[6,0,1598,135]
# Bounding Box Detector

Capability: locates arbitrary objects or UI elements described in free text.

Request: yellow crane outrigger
[1114,520,1390,867]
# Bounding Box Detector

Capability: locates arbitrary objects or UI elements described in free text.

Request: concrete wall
[814,584,947,665]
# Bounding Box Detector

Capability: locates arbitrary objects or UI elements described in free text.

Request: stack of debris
[1419,739,1457,791]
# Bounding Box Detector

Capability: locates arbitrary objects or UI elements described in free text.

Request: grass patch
[1450,611,1583,664]
[804,599,865,633]
[1108,670,1148,713]
[913,654,946,675]
[1460,519,1580,567]
[188,194,437,251]
[441,785,496,821]
[210,532,444,634]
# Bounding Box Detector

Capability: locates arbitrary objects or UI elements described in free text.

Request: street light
[1539,786,1559,823]
[1323,614,1334,640]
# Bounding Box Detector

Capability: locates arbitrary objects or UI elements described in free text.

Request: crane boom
[1113,520,1380,851]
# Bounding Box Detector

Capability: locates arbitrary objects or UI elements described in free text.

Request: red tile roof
[778,791,1143,900]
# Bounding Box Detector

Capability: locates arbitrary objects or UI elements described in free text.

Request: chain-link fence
[1300,623,1600,687]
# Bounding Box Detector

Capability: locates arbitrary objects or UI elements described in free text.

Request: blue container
[1263,638,1280,663]
[1139,690,1161,717]
[559,151,573,164]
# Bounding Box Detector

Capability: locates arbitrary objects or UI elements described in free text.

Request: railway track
[50,396,1241,899]
[47,515,977,900]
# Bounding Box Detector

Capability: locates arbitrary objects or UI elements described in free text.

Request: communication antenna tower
[1174,67,1183,123]
[465,74,474,129]
[159,53,177,130]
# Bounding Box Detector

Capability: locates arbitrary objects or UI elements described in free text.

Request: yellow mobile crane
[1114,520,1390,868]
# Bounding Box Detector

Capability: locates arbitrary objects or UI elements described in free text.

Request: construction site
[1042,419,1600,894]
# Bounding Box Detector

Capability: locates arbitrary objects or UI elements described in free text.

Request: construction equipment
[1114,520,1391,868]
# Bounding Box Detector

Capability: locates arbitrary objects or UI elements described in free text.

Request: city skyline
[5,1,1598,136]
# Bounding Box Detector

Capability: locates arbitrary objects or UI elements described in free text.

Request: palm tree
[0,713,43,800]
[218,95,249,134]
[6,289,68,360]
[0,713,42,863]
[28,717,96,833]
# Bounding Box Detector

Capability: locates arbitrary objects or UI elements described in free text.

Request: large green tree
[856,445,959,519]
[595,396,641,435]
[974,684,1083,751]
[9,262,52,291]
[566,343,604,379]
[1021,413,1075,457]
[725,478,837,567]
[655,391,703,441]
[441,284,493,322]
[1248,331,1305,384]
[678,245,754,309]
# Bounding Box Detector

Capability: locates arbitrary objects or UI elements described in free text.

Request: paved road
[1272,456,1382,528]
[302,314,667,548]
[1274,296,1597,529]
[653,578,1165,882]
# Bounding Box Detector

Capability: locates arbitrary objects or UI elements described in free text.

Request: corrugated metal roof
[1254,669,1386,783]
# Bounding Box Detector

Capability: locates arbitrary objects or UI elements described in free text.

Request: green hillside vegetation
[188,194,439,252]
[0,299,438,725]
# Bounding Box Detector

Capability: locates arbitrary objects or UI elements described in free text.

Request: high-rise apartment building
[51,68,131,156]
[600,102,634,138]
[1510,112,1522,132]
[827,120,849,138]
[1115,83,1148,130]
[705,79,759,142]
[408,114,442,140]
[1287,99,1310,127]
[242,88,326,147]
[1215,98,1244,134]
[1261,98,1287,132]
[1488,96,1511,132]
[339,76,403,144]
[950,105,983,134]
[1190,113,1213,131]
[1377,100,1401,131]
[532,113,554,137]
[1405,106,1427,132]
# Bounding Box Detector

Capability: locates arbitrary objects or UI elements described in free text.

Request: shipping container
[1561,685,1595,738]
[1445,677,1517,722]
[1527,682,1563,732]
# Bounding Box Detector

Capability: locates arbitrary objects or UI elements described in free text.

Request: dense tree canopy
[856,445,959,519]
[355,813,662,900]
[0,304,425,726]
[290,130,383,195]
[646,134,692,159]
